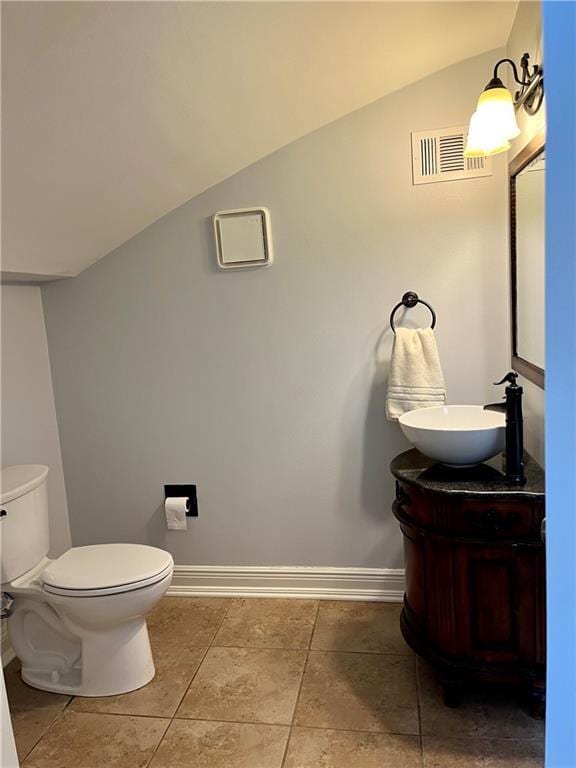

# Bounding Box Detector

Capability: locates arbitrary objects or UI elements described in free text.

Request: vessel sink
[398,405,506,467]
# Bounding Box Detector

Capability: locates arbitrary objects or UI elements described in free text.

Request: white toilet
[0,464,174,697]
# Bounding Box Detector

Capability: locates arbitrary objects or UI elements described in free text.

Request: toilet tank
[0,465,50,583]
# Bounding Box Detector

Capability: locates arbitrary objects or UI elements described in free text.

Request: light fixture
[464,53,544,158]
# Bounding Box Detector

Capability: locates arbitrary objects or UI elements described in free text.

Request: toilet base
[6,565,172,697]
[21,665,83,695]
[19,618,156,697]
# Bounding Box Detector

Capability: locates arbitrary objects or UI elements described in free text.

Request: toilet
[0,464,174,697]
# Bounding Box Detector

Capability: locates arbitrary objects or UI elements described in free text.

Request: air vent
[411,126,492,185]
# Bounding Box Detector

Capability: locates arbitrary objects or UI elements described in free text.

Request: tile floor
[5,597,544,767]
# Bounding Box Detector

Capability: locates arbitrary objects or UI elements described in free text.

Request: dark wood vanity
[391,449,545,718]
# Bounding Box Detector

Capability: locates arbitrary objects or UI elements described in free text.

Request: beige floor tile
[4,660,71,761]
[149,718,289,768]
[176,646,307,725]
[22,710,169,768]
[418,661,545,740]
[70,646,206,717]
[294,651,419,735]
[147,597,230,651]
[311,601,410,655]
[284,727,422,768]
[422,737,544,768]
[213,598,318,650]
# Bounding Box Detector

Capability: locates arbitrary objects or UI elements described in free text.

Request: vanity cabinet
[391,449,545,718]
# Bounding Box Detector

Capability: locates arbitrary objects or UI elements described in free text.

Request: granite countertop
[391,449,544,500]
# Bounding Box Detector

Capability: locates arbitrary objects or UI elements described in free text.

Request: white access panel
[213,207,273,270]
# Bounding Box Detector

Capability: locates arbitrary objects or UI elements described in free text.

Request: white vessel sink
[398,405,506,467]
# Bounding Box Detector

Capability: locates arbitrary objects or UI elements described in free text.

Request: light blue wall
[42,50,509,568]
[543,2,576,765]
[1,284,71,556]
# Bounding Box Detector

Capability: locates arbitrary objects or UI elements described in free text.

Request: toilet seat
[41,543,173,597]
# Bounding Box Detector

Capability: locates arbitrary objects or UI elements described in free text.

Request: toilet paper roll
[165,497,189,531]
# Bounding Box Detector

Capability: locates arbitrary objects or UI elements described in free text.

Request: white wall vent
[411,126,492,185]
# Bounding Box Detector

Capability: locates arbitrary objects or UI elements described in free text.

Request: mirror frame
[509,128,546,389]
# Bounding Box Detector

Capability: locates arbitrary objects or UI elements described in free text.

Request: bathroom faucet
[484,371,526,485]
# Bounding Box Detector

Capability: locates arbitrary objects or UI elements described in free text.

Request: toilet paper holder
[164,484,198,517]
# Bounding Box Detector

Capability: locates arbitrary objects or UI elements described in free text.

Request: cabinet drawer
[393,482,543,541]
[456,499,543,540]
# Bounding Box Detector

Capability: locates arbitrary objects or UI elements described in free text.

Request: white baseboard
[1,621,15,668]
[167,566,405,602]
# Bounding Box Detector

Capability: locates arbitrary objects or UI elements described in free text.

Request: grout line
[7,655,75,762]
[294,648,412,660]
[172,713,294,728]
[208,598,235,650]
[15,698,72,763]
[310,601,321,646]
[199,643,414,657]
[142,716,172,768]
[279,600,321,768]
[65,708,176,720]
[274,721,422,738]
[207,597,235,647]
[167,600,233,718]
[214,598,235,633]
[33,709,421,742]
[288,646,414,656]
[144,599,235,767]
[164,714,544,743]
[361,729,541,744]
[170,712,421,738]
[209,643,318,652]
[167,644,213,717]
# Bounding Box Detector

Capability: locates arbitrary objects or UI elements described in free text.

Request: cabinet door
[452,544,545,664]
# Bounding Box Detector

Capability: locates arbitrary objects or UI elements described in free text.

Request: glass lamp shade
[464,111,511,157]
[477,86,521,138]
[464,85,520,158]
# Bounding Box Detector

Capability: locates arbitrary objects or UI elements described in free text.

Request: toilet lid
[41,544,173,595]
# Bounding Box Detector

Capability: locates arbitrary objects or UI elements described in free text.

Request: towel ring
[390,291,437,333]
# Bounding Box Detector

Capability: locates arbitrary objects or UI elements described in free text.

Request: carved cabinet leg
[440,676,463,708]
[526,675,546,720]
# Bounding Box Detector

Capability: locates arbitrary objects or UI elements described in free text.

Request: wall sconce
[464,53,544,158]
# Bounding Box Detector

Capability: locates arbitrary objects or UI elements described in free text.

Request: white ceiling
[1,1,518,279]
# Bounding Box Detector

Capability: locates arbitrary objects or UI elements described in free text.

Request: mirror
[510,130,545,388]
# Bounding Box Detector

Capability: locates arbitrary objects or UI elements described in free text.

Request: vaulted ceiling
[1,1,517,279]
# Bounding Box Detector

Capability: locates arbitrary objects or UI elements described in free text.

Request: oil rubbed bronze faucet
[484,371,526,485]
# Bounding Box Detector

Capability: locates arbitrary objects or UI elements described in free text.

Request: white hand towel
[386,327,447,421]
